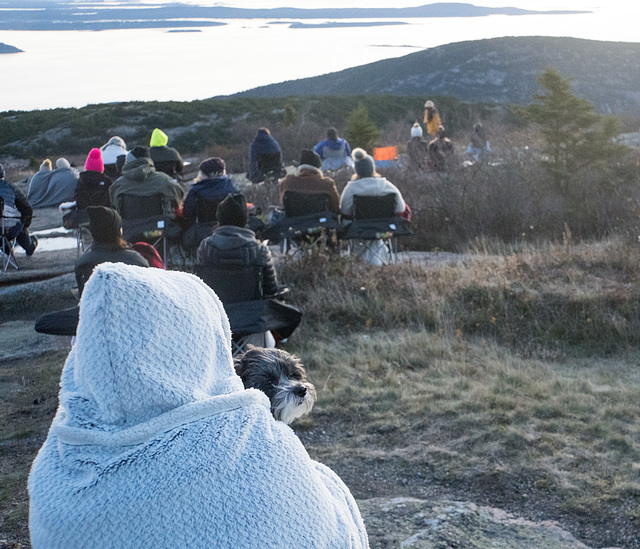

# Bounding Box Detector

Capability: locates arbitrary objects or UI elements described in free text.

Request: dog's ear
[233,345,257,381]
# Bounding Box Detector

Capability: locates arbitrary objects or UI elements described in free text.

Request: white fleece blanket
[28,263,369,549]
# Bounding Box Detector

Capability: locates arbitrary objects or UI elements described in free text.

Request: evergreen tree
[522,68,625,191]
[344,103,379,153]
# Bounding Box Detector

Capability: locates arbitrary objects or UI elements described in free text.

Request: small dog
[234,345,316,425]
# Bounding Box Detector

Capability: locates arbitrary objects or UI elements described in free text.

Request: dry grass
[2,239,640,547]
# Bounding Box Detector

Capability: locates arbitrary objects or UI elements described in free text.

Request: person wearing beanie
[339,148,407,219]
[182,157,238,228]
[312,127,354,172]
[74,206,148,297]
[339,149,408,265]
[75,148,113,210]
[246,127,286,184]
[27,156,78,209]
[278,149,340,214]
[109,145,184,218]
[101,136,128,179]
[0,162,39,257]
[197,193,281,298]
[148,128,184,180]
[406,122,429,171]
[423,99,442,137]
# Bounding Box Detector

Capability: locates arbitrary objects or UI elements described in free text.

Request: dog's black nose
[293,386,307,398]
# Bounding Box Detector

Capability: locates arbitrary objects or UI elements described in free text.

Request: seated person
[312,127,354,172]
[197,193,281,299]
[278,149,340,214]
[246,127,286,184]
[27,157,78,209]
[406,122,430,171]
[109,146,184,216]
[100,136,128,180]
[28,262,369,549]
[339,148,407,219]
[75,206,148,297]
[149,127,184,180]
[0,162,38,256]
[182,157,238,226]
[428,125,455,172]
[75,148,113,210]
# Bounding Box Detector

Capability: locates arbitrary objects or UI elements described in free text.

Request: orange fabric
[373,146,398,161]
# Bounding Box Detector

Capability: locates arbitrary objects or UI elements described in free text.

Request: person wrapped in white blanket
[28,263,369,549]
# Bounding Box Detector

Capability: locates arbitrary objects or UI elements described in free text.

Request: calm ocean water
[2,3,639,112]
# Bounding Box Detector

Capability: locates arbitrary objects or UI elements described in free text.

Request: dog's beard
[271,379,316,425]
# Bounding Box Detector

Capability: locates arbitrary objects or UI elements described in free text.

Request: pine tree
[344,103,379,153]
[522,68,625,191]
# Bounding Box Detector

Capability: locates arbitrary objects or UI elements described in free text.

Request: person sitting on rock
[406,122,430,171]
[428,125,455,172]
[246,127,286,184]
[27,158,78,209]
[312,127,354,173]
[423,99,442,138]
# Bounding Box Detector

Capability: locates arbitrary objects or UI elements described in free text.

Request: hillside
[233,36,640,115]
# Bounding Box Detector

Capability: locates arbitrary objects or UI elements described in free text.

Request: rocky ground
[0,208,625,549]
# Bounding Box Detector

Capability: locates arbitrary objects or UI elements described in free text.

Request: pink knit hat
[85,148,104,173]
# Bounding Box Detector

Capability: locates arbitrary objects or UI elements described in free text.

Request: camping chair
[182,195,223,256]
[117,193,171,266]
[373,146,399,168]
[257,152,284,184]
[0,197,20,272]
[276,191,341,257]
[196,264,300,356]
[344,193,412,265]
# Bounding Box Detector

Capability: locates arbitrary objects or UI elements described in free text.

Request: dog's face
[234,346,316,425]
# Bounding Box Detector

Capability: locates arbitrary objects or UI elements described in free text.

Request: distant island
[0,2,590,31]
[0,42,22,54]
[289,21,409,29]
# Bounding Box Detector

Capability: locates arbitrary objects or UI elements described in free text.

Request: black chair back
[353,193,397,220]
[195,195,222,224]
[283,191,331,218]
[257,152,283,174]
[196,264,263,304]
[118,193,166,219]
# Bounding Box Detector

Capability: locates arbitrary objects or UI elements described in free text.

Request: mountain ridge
[231,36,640,115]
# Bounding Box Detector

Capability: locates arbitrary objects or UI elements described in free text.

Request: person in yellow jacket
[423,100,442,137]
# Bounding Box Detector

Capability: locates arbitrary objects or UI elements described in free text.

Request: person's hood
[150,128,169,147]
[120,156,155,181]
[211,225,257,249]
[55,263,243,436]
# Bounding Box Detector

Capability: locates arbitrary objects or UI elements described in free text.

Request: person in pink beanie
[75,148,113,210]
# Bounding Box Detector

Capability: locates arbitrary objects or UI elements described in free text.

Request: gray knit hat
[87,206,122,243]
[352,148,375,178]
[299,149,321,169]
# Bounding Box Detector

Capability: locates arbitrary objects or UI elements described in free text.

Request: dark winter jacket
[75,170,113,210]
[197,225,279,297]
[182,176,238,224]
[247,129,285,183]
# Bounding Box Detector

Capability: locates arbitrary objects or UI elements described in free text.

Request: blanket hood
[61,263,243,431]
